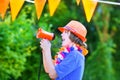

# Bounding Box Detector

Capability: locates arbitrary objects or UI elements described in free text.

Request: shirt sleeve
[55,51,84,79]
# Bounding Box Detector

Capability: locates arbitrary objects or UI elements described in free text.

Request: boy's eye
[65,31,67,33]
[65,30,69,33]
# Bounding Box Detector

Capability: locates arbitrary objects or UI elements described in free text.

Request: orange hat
[58,20,87,42]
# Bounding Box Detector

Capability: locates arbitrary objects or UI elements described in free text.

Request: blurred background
[0,0,120,80]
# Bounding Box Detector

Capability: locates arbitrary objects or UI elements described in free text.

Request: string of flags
[94,0,120,6]
[0,0,120,22]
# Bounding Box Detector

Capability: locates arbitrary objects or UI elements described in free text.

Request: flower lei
[54,45,88,65]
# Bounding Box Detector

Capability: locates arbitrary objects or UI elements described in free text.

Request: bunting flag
[0,0,120,22]
[76,0,81,6]
[35,0,46,20]
[10,0,25,21]
[82,0,98,22]
[48,0,61,16]
[0,0,9,19]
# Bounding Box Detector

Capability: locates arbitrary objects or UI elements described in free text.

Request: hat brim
[58,27,66,33]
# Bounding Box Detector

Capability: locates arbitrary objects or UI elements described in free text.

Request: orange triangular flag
[48,0,61,16]
[10,0,25,21]
[82,0,97,22]
[76,0,80,6]
[0,0,9,19]
[35,0,46,20]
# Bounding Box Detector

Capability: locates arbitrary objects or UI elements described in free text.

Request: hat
[58,20,87,42]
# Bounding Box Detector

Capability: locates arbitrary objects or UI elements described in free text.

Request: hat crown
[66,20,87,41]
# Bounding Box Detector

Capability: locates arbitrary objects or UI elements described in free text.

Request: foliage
[110,2,120,80]
[83,4,117,80]
[0,17,35,79]
[84,39,116,80]
[0,4,38,80]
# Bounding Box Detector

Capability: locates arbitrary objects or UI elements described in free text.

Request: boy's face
[61,30,72,47]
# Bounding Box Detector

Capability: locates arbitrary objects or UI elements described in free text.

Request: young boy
[40,20,88,80]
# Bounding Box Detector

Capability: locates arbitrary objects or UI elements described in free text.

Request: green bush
[0,17,37,79]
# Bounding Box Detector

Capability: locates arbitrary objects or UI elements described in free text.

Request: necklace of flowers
[53,44,88,65]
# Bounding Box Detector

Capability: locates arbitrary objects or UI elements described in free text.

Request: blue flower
[57,58,62,63]
[70,46,74,51]
[79,49,82,53]
[62,52,68,57]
